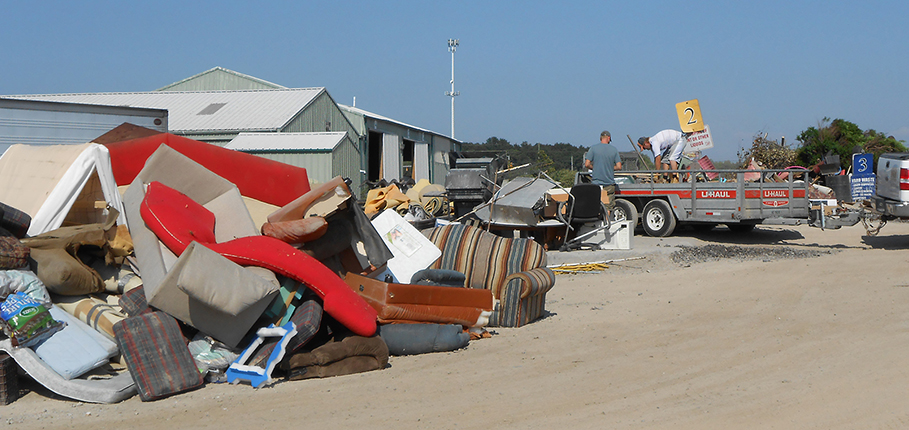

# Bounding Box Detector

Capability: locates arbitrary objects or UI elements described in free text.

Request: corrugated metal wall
[283,92,357,136]
[241,151,333,185]
[340,109,366,136]
[234,136,359,185]
[339,109,369,183]
[239,148,361,186]
[0,99,168,154]
[332,138,360,186]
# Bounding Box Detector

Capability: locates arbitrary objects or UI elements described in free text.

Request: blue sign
[851,175,876,201]
[853,153,874,177]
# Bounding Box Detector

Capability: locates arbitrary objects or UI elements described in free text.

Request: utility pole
[445,39,460,139]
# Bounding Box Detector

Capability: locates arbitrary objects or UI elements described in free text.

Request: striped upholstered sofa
[426,223,555,327]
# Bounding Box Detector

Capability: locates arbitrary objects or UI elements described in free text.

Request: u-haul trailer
[576,168,811,237]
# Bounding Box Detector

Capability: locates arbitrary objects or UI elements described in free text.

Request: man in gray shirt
[584,130,622,213]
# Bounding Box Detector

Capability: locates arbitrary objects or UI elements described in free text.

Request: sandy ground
[4,221,909,429]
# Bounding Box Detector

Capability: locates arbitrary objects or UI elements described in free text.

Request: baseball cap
[600,130,611,138]
[637,137,647,145]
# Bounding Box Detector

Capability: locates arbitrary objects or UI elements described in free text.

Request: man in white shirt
[637,130,686,179]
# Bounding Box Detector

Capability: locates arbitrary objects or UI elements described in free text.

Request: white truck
[814,152,909,235]
[871,153,909,218]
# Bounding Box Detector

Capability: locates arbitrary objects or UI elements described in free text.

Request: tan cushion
[175,243,277,317]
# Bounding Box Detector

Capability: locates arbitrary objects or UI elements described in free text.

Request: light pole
[445,38,460,139]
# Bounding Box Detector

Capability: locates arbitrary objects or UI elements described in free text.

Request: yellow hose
[551,262,608,274]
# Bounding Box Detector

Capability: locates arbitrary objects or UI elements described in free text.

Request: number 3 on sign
[675,99,705,133]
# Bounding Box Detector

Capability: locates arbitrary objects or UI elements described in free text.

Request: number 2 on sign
[684,107,698,126]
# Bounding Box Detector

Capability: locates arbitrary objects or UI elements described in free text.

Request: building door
[382,133,401,181]
[414,142,429,181]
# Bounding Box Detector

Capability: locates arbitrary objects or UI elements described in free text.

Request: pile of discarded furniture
[0,128,556,404]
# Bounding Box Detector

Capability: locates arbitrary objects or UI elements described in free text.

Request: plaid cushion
[251,299,322,368]
[113,312,203,401]
[0,234,29,269]
[0,202,30,239]
[119,286,151,317]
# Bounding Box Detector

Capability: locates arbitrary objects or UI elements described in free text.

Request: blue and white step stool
[225,321,297,388]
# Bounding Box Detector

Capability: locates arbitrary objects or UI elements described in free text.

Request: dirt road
[4,221,909,429]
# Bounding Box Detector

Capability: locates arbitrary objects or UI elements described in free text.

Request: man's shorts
[659,146,673,165]
[601,184,616,213]
[662,135,685,165]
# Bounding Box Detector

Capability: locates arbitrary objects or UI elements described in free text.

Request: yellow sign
[675,99,705,133]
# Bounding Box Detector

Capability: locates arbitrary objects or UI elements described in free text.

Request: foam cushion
[174,250,276,317]
[34,307,118,380]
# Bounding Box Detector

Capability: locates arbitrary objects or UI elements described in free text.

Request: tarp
[0,143,125,236]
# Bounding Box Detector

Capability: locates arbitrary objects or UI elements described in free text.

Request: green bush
[796,118,906,169]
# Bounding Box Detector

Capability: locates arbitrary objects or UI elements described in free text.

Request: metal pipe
[446,39,460,139]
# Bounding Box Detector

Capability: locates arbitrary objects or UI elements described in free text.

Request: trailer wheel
[642,200,677,237]
[611,199,638,228]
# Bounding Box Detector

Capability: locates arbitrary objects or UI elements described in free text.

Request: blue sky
[3,1,907,161]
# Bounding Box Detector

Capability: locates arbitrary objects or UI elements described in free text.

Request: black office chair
[556,183,611,251]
